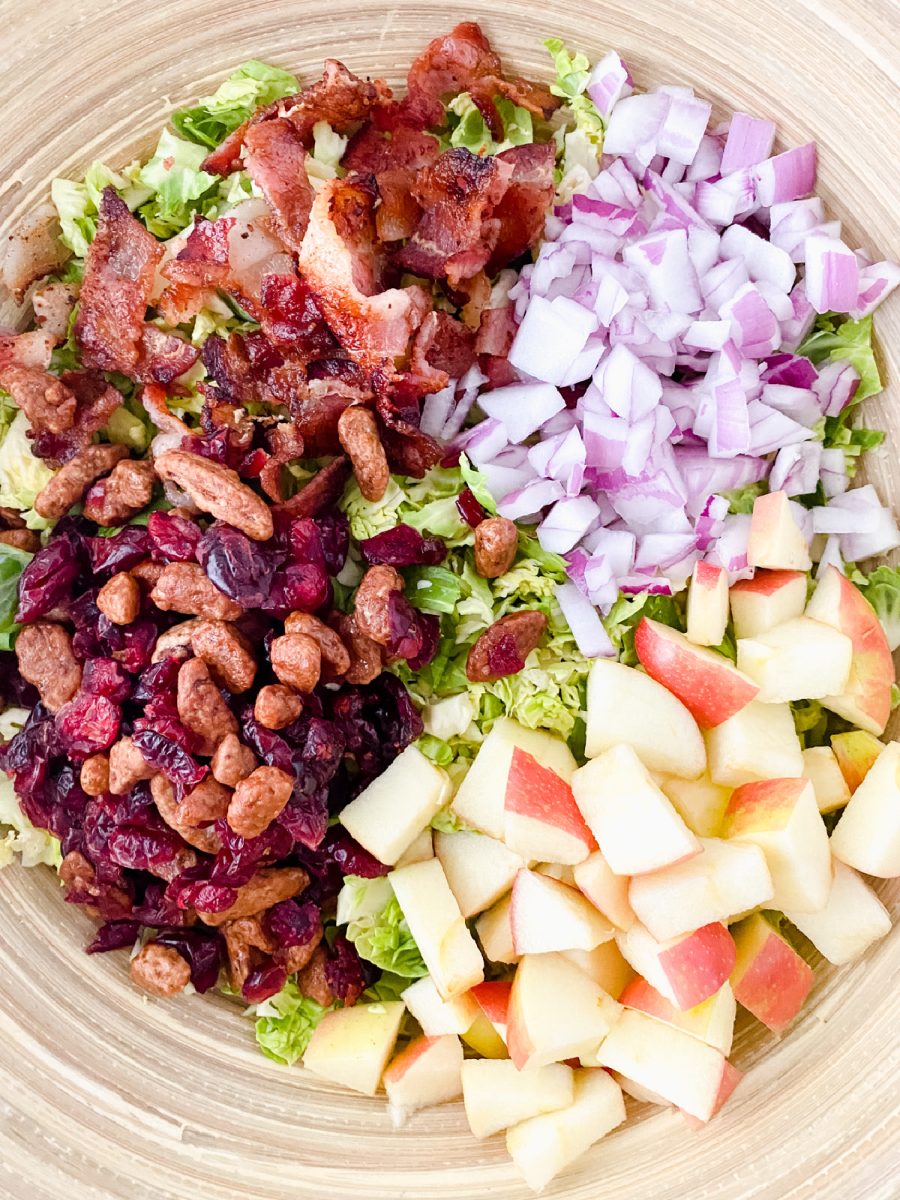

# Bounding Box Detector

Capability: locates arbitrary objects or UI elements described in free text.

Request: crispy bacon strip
[343,125,440,244]
[409,311,476,391]
[486,142,556,273]
[74,189,163,374]
[244,118,315,254]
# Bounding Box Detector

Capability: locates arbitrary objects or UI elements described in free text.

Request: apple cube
[806,564,895,735]
[572,744,700,876]
[729,569,808,638]
[470,980,512,1043]
[395,826,434,867]
[475,894,518,965]
[460,1012,508,1060]
[616,921,736,1011]
[461,1058,574,1139]
[303,1001,405,1095]
[730,912,814,1032]
[339,745,450,865]
[451,717,575,839]
[511,868,615,955]
[736,616,853,703]
[585,657,706,778]
[596,1008,733,1122]
[831,741,900,877]
[783,859,891,964]
[628,838,773,941]
[503,746,596,865]
[434,829,523,918]
[535,861,577,885]
[635,618,759,728]
[657,773,732,837]
[747,490,812,570]
[802,746,851,814]
[400,975,479,1037]
[619,977,736,1055]
[721,777,832,911]
[573,851,635,930]
[390,859,484,999]
[507,952,622,1070]
[561,943,635,999]
[383,1034,463,1120]
[831,729,884,792]
[706,700,803,787]
[679,1060,743,1129]
[687,561,729,647]
[506,1069,626,1194]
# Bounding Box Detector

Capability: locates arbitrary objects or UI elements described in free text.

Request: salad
[1,20,899,1194]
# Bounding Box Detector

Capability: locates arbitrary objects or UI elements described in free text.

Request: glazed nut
[96,572,141,625]
[79,754,110,797]
[151,562,243,621]
[154,450,274,541]
[15,622,82,712]
[474,516,518,579]
[33,443,129,520]
[0,528,40,553]
[270,633,321,693]
[296,944,334,1007]
[59,850,96,892]
[176,656,238,755]
[151,618,200,663]
[466,610,548,683]
[151,774,221,856]
[191,620,257,693]
[195,866,308,926]
[353,564,403,646]
[211,733,258,788]
[337,405,390,502]
[284,611,351,677]
[227,765,295,840]
[83,458,156,526]
[175,777,232,829]
[129,943,192,998]
[222,916,276,991]
[333,613,383,685]
[108,735,156,794]
[254,683,303,730]
[131,559,166,591]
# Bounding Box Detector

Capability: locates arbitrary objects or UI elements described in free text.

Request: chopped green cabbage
[0,410,55,529]
[338,876,427,979]
[172,60,300,150]
[137,130,219,237]
[545,38,604,193]
[603,591,686,667]
[0,773,62,870]
[51,161,151,256]
[798,314,883,402]
[443,93,534,156]
[253,980,331,1065]
[0,543,32,651]
[306,122,349,181]
[721,480,769,515]
[856,564,900,651]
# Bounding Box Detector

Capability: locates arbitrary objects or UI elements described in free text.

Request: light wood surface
[0,1,898,1197]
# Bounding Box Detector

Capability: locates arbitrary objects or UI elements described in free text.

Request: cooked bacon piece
[296,178,430,370]
[30,372,125,466]
[0,365,76,435]
[475,304,517,357]
[257,273,337,357]
[343,125,439,175]
[74,189,163,374]
[32,281,79,342]
[486,143,556,273]
[274,454,350,519]
[0,330,55,371]
[245,118,315,254]
[202,331,284,406]
[259,422,306,501]
[396,148,513,287]
[374,172,421,243]
[200,124,250,176]
[409,311,476,390]
[140,383,192,437]
[376,379,442,478]
[268,368,354,456]
[0,204,69,302]
[137,325,199,385]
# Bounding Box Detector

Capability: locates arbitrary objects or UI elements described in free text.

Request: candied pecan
[175,776,232,828]
[154,450,273,541]
[281,935,321,975]
[108,735,157,794]
[0,507,26,529]
[196,866,308,926]
[83,459,156,526]
[211,733,258,787]
[333,613,383,684]
[337,405,390,502]
[96,572,141,625]
[150,774,221,855]
[152,845,198,882]
[270,633,321,693]
[0,364,76,434]
[150,618,199,663]
[296,944,335,1006]
[466,610,548,683]
[59,850,96,892]
[474,515,518,579]
[0,529,40,552]
[15,622,81,712]
[151,562,243,621]
[191,620,257,693]
[131,558,166,591]
[222,915,276,990]
[284,611,351,677]
[130,943,191,998]
[33,443,129,519]
[176,656,238,755]
[80,753,110,797]
[353,564,403,646]
[254,683,303,730]
[227,765,294,839]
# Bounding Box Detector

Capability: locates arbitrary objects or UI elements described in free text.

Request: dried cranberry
[154,929,223,993]
[262,563,330,618]
[86,527,153,576]
[132,729,207,790]
[133,656,181,705]
[15,537,83,623]
[407,611,440,670]
[289,518,326,571]
[132,881,188,928]
[105,826,179,871]
[196,524,278,608]
[359,523,447,567]
[325,934,368,1005]
[456,487,485,528]
[486,631,526,677]
[242,962,287,1003]
[55,693,121,759]
[133,714,200,755]
[82,658,132,703]
[321,828,390,878]
[239,447,268,479]
[148,511,202,563]
[86,921,141,954]
[174,880,237,912]
[102,617,159,673]
[385,590,425,660]
[265,899,321,951]
[313,512,349,575]
[278,793,329,850]
[0,652,39,709]
[240,714,294,774]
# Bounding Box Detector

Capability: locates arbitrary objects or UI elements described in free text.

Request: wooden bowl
[0,2,897,1197]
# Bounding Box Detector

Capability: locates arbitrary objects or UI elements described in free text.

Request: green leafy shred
[137,130,219,237]
[442,93,534,157]
[51,160,151,256]
[722,480,768,515]
[855,564,900,651]
[0,409,55,529]
[545,38,604,192]
[253,980,331,1066]
[603,591,685,667]
[798,313,883,402]
[339,876,427,979]
[0,543,33,652]
[172,60,300,150]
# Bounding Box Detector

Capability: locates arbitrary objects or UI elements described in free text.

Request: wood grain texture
[0,1,898,1197]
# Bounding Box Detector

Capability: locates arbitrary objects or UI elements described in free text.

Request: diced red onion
[555,582,616,657]
[753,143,817,206]
[851,260,900,319]
[820,448,849,499]
[586,51,633,118]
[479,381,566,442]
[804,235,860,314]
[497,478,565,521]
[720,224,796,293]
[604,93,671,161]
[537,495,602,554]
[811,360,860,417]
[720,113,776,173]
[759,383,822,427]
[769,441,822,496]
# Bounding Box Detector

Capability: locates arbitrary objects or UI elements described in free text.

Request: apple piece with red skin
[383,1034,463,1119]
[475,894,518,965]
[400,976,479,1037]
[572,744,700,876]
[729,912,814,1033]
[503,747,596,866]
[736,616,853,703]
[729,568,807,639]
[506,952,621,1070]
[510,868,616,955]
[561,942,635,1000]
[802,746,851,814]
[461,1058,574,1140]
[831,729,884,793]
[303,1001,405,1096]
[506,1069,626,1194]
[784,859,891,964]
[721,777,832,912]
[390,859,484,1000]
[620,976,736,1055]
[806,564,895,736]
[616,921,736,1011]
[687,561,730,647]
[470,980,512,1044]
[628,838,773,942]
[585,657,706,778]
[679,1061,743,1130]
[830,741,900,877]
[657,773,732,837]
[747,489,811,570]
[635,618,759,728]
[573,850,635,930]
[706,699,803,788]
[434,829,523,919]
